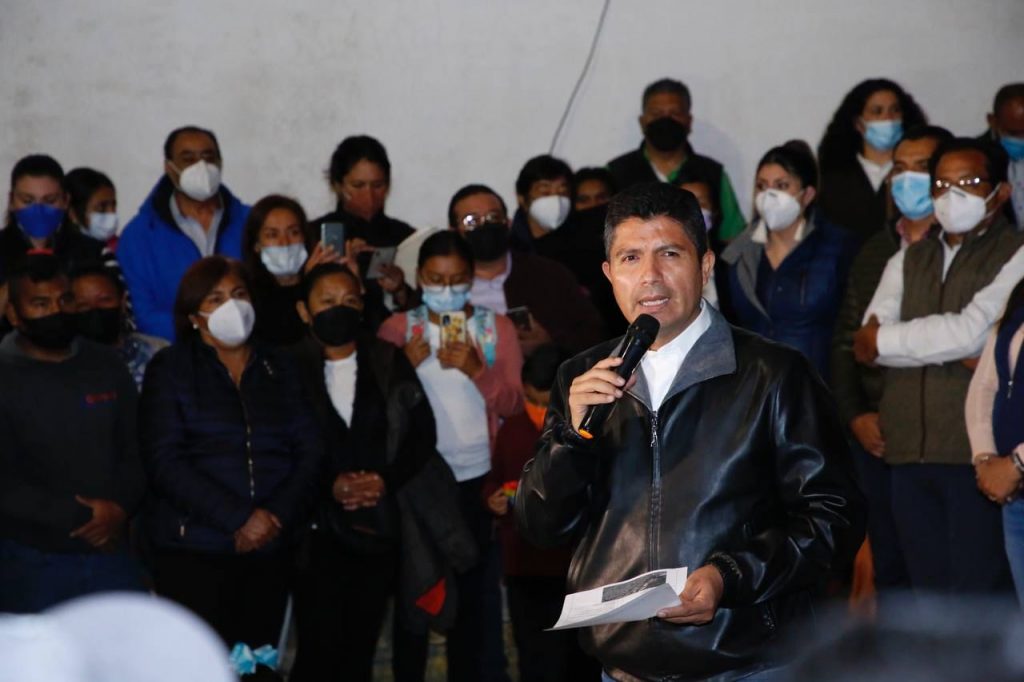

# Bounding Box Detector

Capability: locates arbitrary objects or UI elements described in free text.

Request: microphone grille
[630,314,661,343]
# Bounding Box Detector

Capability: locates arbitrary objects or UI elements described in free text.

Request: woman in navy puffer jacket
[721,141,857,382]
[140,255,322,648]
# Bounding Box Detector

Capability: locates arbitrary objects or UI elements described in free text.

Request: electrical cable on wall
[548,0,612,153]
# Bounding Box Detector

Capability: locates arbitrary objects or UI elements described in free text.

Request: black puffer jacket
[140,336,323,554]
[516,307,865,681]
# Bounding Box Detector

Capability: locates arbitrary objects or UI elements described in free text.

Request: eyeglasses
[933,176,990,192]
[460,212,505,230]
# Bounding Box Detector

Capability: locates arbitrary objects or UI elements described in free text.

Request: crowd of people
[1,75,1023,681]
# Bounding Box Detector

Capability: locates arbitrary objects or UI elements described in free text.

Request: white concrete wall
[1,0,1021,231]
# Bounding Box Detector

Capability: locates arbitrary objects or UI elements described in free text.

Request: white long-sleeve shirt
[863,240,1024,368]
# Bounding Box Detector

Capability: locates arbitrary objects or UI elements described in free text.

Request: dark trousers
[850,441,910,593]
[400,475,509,682]
[0,539,144,613]
[153,548,291,647]
[290,530,397,682]
[506,575,602,682]
[890,463,1013,593]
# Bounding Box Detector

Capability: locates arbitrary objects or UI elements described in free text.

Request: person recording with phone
[378,231,522,682]
[515,182,864,682]
[310,135,414,315]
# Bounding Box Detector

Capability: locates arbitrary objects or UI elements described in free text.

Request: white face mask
[700,208,714,232]
[260,243,308,277]
[933,186,999,235]
[528,195,571,231]
[173,160,222,202]
[200,298,255,347]
[85,212,119,241]
[755,189,803,231]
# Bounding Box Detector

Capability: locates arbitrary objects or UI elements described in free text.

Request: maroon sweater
[483,411,575,577]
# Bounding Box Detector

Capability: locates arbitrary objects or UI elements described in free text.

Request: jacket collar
[145,175,238,236]
[721,212,822,319]
[628,304,736,412]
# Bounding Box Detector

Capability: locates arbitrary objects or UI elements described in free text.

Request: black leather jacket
[516,307,865,681]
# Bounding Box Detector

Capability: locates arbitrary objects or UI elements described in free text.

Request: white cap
[0,592,234,682]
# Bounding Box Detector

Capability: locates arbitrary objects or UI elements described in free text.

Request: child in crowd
[483,344,601,682]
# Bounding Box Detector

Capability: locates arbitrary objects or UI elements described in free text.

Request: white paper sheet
[548,566,688,630]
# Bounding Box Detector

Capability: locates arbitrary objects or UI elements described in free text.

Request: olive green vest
[880,216,1024,465]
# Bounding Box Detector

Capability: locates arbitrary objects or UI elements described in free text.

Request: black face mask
[20,312,77,350]
[644,116,689,152]
[464,222,510,262]
[75,308,123,345]
[312,304,361,347]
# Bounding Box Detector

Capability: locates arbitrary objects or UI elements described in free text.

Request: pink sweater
[378,309,524,445]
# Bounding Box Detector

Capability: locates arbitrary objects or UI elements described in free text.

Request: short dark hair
[515,155,573,198]
[10,154,64,189]
[328,135,391,184]
[895,124,954,152]
[522,344,565,391]
[417,230,475,271]
[300,262,362,304]
[447,184,509,228]
[242,194,313,279]
[572,167,617,196]
[642,78,691,111]
[69,264,125,296]
[8,253,67,304]
[604,182,707,259]
[64,167,114,225]
[172,256,251,340]
[671,165,712,192]
[163,126,220,161]
[993,83,1024,115]
[757,140,819,191]
[928,137,1009,186]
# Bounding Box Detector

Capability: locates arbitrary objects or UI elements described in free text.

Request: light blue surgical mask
[890,171,933,220]
[421,283,471,314]
[1000,135,1024,162]
[863,119,903,151]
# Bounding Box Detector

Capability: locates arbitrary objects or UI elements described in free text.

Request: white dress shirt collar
[640,301,713,410]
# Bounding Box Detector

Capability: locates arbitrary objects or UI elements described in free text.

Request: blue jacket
[139,337,323,554]
[721,214,857,382]
[117,177,249,340]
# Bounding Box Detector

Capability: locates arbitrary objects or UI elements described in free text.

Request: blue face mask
[1000,135,1024,162]
[421,284,471,314]
[863,119,903,151]
[890,171,933,220]
[15,203,65,239]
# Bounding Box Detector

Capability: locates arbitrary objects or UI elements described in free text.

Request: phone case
[440,311,467,346]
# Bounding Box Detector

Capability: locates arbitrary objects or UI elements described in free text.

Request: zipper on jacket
[648,410,661,572]
[235,383,256,499]
[920,265,952,462]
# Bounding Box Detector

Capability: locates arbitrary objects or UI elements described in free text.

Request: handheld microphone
[577,314,660,440]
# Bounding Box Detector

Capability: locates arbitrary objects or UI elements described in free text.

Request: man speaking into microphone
[516,182,865,681]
